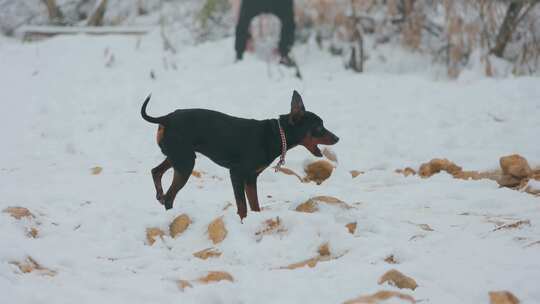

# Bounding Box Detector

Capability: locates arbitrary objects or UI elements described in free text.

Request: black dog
[235,0,295,63]
[141,91,339,220]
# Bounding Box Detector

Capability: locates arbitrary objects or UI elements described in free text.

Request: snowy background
[1,1,540,304]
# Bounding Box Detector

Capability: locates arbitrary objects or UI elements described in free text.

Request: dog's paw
[164,200,173,210]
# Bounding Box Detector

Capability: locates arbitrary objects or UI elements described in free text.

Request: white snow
[1,31,540,304]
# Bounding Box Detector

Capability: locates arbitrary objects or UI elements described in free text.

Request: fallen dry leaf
[177,279,193,291]
[27,227,39,238]
[493,220,531,232]
[91,166,103,175]
[193,248,222,260]
[208,216,227,244]
[395,167,416,177]
[343,290,416,304]
[146,227,165,245]
[3,207,34,219]
[346,222,357,234]
[489,291,520,304]
[384,255,399,264]
[170,214,191,238]
[378,269,418,290]
[197,271,234,284]
[10,257,56,276]
[304,160,334,185]
[255,217,287,241]
[350,170,364,178]
[500,154,531,179]
[275,166,305,182]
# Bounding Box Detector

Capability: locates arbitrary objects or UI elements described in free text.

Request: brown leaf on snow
[170,214,191,238]
[208,216,227,244]
[295,196,351,213]
[489,291,520,304]
[378,269,418,290]
[177,279,193,291]
[500,154,532,179]
[304,160,334,185]
[493,220,531,232]
[295,199,319,213]
[255,217,287,241]
[281,244,347,270]
[275,166,305,182]
[343,290,416,304]
[10,257,56,276]
[418,158,462,178]
[395,167,416,177]
[3,207,35,220]
[193,248,222,260]
[146,227,165,245]
[91,166,103,175]
[177,271,233,291]
[27,227,39,238]
[197,271,234,284]
[350,170,364,178]
[345,222,357,234]
[384,254,399,264]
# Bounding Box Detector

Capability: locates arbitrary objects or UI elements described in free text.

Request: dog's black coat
[141,91,338,219]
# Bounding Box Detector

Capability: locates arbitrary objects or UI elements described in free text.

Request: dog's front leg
[230,170,248,220]
[245,175,261,212]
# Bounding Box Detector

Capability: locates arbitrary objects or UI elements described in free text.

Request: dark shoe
[279,55,295,67]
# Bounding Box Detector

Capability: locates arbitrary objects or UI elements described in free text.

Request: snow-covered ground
[1,31,539,304]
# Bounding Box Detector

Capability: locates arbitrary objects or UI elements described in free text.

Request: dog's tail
[141,94,166,124]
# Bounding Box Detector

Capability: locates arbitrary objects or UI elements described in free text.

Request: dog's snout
[332,134,339,143]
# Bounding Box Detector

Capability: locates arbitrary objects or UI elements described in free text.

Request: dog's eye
[312,125,324,136]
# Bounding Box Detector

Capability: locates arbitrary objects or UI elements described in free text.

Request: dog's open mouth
[304,143,323,157]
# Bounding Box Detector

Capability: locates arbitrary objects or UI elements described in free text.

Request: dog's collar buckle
[275,119,287,172]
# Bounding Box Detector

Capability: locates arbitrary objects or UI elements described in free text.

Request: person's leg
[235,1,258,60]
[275,0,295,58]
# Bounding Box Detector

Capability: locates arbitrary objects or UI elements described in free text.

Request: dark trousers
[235,0,295,59]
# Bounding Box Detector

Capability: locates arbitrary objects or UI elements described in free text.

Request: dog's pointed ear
[289,90,305,124]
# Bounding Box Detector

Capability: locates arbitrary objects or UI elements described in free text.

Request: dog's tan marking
[156,125,165,144]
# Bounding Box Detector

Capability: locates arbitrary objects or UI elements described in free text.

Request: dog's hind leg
[151,158,171,204]
[162,149,195,210]
[245,175,261,212]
